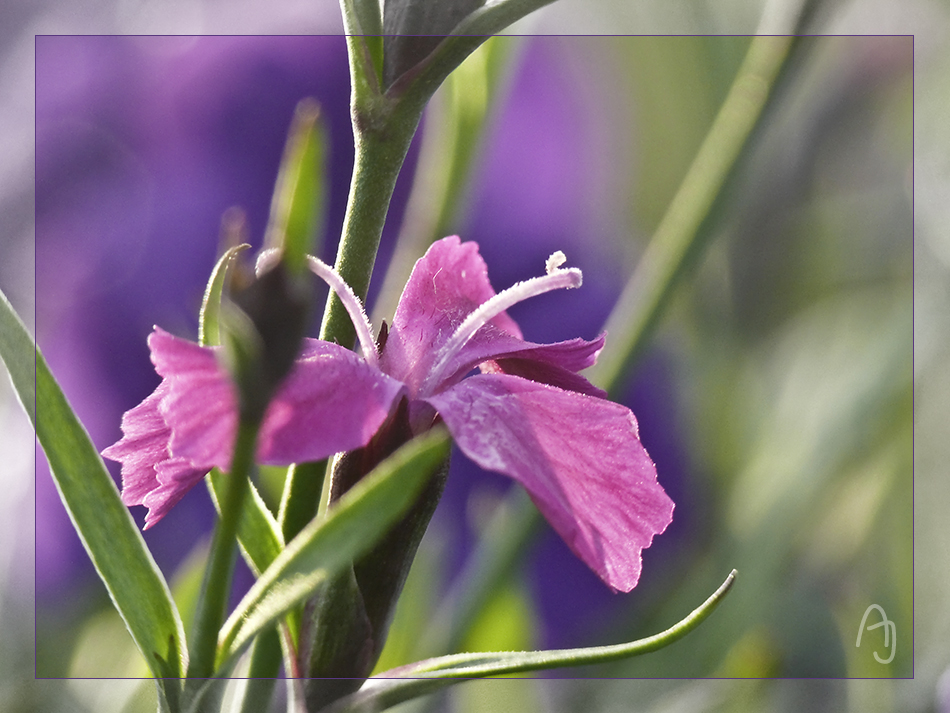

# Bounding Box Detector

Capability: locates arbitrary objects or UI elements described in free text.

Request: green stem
[186,419,257,679]
[318,101,423,348]
[323,9,559,337]
[589,34,797,396]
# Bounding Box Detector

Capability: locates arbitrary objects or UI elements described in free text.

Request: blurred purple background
[35,35,692,660]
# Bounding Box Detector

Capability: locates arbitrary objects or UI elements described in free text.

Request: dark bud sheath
[382,0,484,90]
[303,399,450,710]
[220,261,311,423]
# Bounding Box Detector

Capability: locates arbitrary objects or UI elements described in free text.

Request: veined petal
[381,236,522,394]
[102,380,176,507]
[101,377,211,529]
[256,340,407,464]
[106,329,405,529]
[150,328,407,467]
[141,457,210,529]
[497,332,606,373]
[426,373,674,592]
[469,333,609,399]
[149,327,238,470]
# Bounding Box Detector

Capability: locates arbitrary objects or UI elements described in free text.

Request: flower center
[419,251,582,396]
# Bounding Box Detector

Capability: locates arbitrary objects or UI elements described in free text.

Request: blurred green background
[2,0,939,711]
[370,30,915,712]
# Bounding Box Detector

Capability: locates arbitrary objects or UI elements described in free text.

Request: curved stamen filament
[306,255,379,368]
[420,254,582,396]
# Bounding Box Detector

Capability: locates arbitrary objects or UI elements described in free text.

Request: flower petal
[141,457,209,529]
[426,373,674,592]
[148,327,238,469]
[381,236,522,394]
[473,333,608,399]
[150,327,407,467]
[101,380,176,507]
[101,378,211,528]
[105,328,406,528]
[256,340,407,464]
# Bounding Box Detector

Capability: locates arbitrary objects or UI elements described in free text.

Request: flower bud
[220,260,310,422]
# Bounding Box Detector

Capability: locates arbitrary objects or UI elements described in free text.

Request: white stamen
[545,250,567,274]
[420,254,582,396]
[306,255,379,368]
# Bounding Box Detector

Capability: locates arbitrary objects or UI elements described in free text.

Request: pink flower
[103,236,673,592]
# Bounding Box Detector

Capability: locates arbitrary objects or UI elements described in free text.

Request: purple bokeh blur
[37,35,358,602]
[35,35,693,652]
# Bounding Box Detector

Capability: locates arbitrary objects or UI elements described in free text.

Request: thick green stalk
[318,103,422,348]
[186,420,257,680]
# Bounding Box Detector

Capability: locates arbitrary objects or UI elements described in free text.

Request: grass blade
[0,287,186,682]
[327,570,737,713]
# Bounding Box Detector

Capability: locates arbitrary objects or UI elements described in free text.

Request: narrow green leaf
[264,98,327,274]
[216,428,451,671]
[198,243,250,348]
[0,288,186,681]
[0,290,34,422]
[327,571,737,713]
